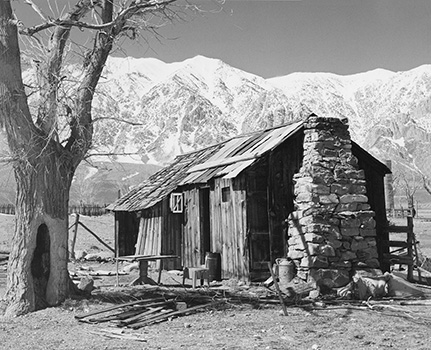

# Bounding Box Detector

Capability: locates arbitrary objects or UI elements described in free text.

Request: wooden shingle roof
[108,120,304,212]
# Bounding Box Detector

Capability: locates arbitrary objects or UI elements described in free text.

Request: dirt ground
[1,213,431,350]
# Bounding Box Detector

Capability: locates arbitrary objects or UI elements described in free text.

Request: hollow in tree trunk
[3,145,75,315]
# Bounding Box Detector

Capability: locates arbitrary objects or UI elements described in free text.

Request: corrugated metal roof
[108,120,304,212]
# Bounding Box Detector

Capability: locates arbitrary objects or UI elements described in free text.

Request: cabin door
[248,189,271,273]
[199,188,211,265]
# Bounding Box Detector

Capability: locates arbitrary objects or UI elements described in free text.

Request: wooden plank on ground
[75,298,166,320]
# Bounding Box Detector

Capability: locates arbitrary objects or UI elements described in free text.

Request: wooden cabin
[108,118,391,281]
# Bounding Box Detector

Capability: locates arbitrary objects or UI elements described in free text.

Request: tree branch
[66,0,178,163]
[19,0,177,36]
[0,1,36,152]
[24,0,51,22]
[92,116,144,126]
[34,0,104,137]
[423,176,431,196]
[84,151,144,159]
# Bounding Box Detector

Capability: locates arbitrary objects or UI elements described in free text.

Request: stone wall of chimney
[287,115,380,289]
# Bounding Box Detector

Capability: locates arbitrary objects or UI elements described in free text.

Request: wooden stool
[183,267,209,288]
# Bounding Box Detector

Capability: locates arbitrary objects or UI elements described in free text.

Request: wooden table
[115,254,179,285]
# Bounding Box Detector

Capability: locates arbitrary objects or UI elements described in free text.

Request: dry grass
[0,213,116,254]
[1,212,431,258]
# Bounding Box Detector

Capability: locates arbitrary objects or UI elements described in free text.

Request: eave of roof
[108,119,390,213]
[108,120,304,212]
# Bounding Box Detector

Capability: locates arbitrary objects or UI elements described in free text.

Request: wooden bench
[182,267,209,289]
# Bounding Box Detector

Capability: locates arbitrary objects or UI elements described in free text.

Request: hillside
[89,56,431,175]
[0,161,160,205]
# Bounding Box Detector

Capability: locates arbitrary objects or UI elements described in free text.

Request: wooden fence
[0,204,108,216]
[387,208,415,219]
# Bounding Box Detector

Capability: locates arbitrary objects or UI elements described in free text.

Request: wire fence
[0,204,108,216]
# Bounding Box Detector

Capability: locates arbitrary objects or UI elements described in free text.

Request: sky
[11,0,431,78]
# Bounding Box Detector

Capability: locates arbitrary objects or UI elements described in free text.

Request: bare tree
[423,175,431,197]
[393,167,421,216]
[0,0,194,316]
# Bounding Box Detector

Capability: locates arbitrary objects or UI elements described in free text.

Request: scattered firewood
[88,270,128,276]
[89,328,147,342]
[129,301,222,329]
[75,297,166,320]
[399,299,431,306]
[118,306,165,326]
[76,290,225,331]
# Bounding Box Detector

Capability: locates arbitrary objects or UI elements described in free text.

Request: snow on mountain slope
[88,56,431,182]
[266,65,431,177]
[4,56,431,193]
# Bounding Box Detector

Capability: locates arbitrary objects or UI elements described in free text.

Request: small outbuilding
[108,115,391,283]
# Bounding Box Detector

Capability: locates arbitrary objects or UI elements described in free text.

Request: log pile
[76,298,207,328]
[75,290,231,329]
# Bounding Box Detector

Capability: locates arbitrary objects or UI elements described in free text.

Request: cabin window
[170,193,184,213]
[221,187,231,202]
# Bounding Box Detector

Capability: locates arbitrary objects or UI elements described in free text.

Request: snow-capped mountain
[2,55,431,205]
[90,56,431,179]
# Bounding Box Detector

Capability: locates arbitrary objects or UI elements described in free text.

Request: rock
[308,289,320,299]
[339,194,368,204]
[340,251,356,260]
[84,251,114,262]
[300,256,328,268]
[74,250,87,260]
[123,262,139,273]
[78,277,94,293]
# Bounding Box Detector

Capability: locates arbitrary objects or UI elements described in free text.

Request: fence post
[70,213,80,260]
[406,216,414,281]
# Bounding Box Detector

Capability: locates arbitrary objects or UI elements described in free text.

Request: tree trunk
[3,144,75,316]
[0,0,80,316]
[1,0,179,316]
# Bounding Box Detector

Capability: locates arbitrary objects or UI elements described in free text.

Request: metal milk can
[276,258,295,286]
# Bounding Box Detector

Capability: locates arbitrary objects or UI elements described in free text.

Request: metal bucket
[205,252,221,281]
[276,258,295,286]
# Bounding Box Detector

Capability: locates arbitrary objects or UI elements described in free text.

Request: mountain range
[94,56,431,176]
[1,55,431,206]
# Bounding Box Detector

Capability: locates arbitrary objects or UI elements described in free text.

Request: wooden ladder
[384,216,420,281]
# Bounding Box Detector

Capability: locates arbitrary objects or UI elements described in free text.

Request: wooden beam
[187,154,257,173]
[78,221,115,253]
[268,262,288,316]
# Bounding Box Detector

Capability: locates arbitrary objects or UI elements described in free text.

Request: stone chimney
[287,115,380,289]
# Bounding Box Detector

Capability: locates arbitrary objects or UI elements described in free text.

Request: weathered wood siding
[134,200,183,270]
[161,198,183,270]
[353,143,390,271]
[135,204,163,259]
[211,177,248,281]
[182,188,202,268]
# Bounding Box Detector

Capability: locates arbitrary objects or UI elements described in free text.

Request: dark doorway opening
[199,188,211,264]
[31,224,50,310]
